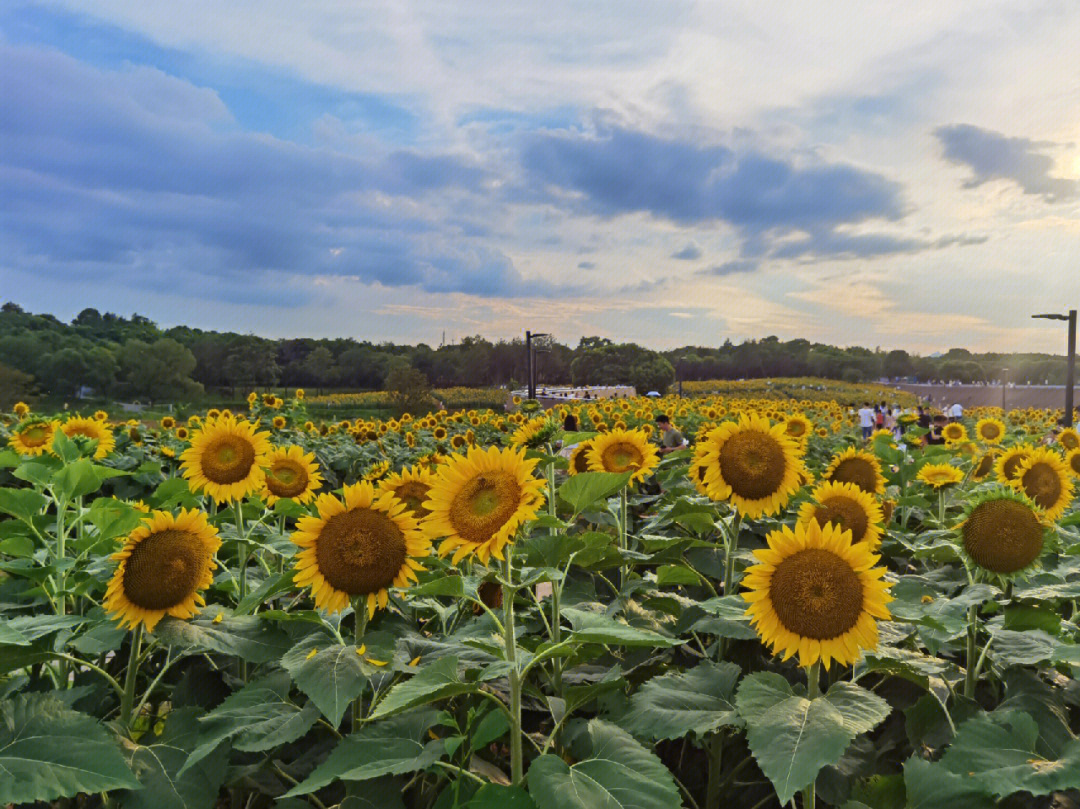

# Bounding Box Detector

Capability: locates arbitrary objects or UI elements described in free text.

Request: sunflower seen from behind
[425,445,546,564]
[262,445,322,506]
[796,481,883,550]
[742,519,892,670]
[1011,447,1074,521]
[60,415,115,459]
[823,446,886,496]
[104,508,220,631]
[292,481,429,617]
[181,415,271,503]
[586,428,659,486]
[958,488,1050,579]
[699,413,802,518]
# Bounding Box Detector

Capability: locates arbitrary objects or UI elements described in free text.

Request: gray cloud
[936,124,1078,202]
[699,260,758,277]
[671,242,702,260]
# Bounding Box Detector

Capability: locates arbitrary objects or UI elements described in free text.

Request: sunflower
[175,426,190,441]
[433,426,448,441]
[942,422,968,445]
[1011,447,1074,521]
[364,459,391,482]
[262,445,322,505]
[272,415,286,429]
[262,394,277,407]
[13,401,29,417]
[916,463,965,489]
[510,416,557,449]
[380,465,435,519]
[796,481,884,550]
[292,481,429,616]
[972,450,999,481]
[60,416,115,459]
[295,388,305,400]
[9,419,56,457]
[995,443,1034,483]
[93,410,108,422]
[160,416,176,430]
[104,509,221,631]
[1066,448,1080,479]
[958,489,1049,577]
[567,440,594,476]
[180,416,271,503]
[742,520,893,670]
[823,447,886,496]
[1058,427,1080,452]
[975,418,1006,444]
[424,445,546,564]
[782,414,812,444]
[880,499,895,526]
[586,429,659,485]
[699,414,803,518]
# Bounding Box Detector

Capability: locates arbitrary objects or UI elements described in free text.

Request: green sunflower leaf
[620,660,742,740]
[282,633,367,726]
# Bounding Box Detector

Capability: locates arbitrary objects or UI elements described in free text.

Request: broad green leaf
[53,458,128,501]
[1002,603,1061,635]
[284,710,442,796]
[563,608,682,648]
[178,672,320,776]
[0,623,29,645]
[940,710,1080,798]
[655,564,701,587]
[13,461,56,487]
[822,682,891,736]
[7,614,87,642]
[620,660,741,740]
[558,471,633,514]
[87,498,146,544]
[119,707,227,809]
[903,757,995,809]
[988,628,1056,666]
[234,569,296,615]
[527,719,681,809]
[0,448,20,467]
[51,429,80,462]
[281,634,366,726]
[0,693,139,804]
[737,674,852,805]
[466,785,536,808]
[0,534,35,557]
[0,487,47,523]
[371,656,477,719]
[154,609,292,663]
[410,575,466,598]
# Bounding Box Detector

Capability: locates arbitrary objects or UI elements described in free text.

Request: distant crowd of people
[856,400,964,447]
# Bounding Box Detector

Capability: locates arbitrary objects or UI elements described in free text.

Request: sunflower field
[2,392,1080,809]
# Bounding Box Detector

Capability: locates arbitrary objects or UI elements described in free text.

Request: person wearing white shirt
[949,403,963,421]
[857,402,875,440]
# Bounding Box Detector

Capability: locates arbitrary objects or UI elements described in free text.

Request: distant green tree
[884,349,913,379]
[384,366,434,416]
[303,346,337,393]
[0,362,34,408]
[117,338,203,400]
[225,340,281,390]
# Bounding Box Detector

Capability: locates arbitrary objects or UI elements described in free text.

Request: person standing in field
[858,402,875,440]
[655,414,687,454]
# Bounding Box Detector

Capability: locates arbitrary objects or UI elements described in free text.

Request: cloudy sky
[2,2,1078,353]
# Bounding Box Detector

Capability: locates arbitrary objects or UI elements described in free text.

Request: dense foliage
[2,388,1080,809]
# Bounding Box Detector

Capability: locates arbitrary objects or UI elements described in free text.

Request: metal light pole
[1001,368,1008,412]
[1031,311,1077,427]
[525,331,550,400]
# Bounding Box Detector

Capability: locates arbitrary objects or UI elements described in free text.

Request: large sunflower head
[586,428,660,485]
[916,462,965,489]
[59,416,115,459]
[782,414,813,445]
[958,488,1050,578]
[180,416,272,503]
[699,414,803,518]
[104,509,220,631]
[942,422,968,445]
[823,447,886,496]
[1065,448,1080,479]
[567,440,595,476]
[379,465,435,519]
[9,419,57,457]
[292,482,430,616]
[975,418,1006,444]
[262,445,322,505]
[1057,427,1080,452]
[1011,447,1074,521]
[995,443,1034,483]
[796,481,884,550]
[742,520,893,670]
[424,445,546,564]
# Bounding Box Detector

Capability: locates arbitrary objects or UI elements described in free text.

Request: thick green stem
[233,501,251,680]
[938,489,946,526]
[120,625,144,730]
[722,512,743,597]
[546,458,563,695]
[965,604,978,699]
[618,486,629,590]
[802,662,821,809]
[352,600,368,729]
[503,548,523,787]
[55,498,67,617]
[705,734,723,809]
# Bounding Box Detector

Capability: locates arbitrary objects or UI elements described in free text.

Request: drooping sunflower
[823,447,886,496]
[742,520,893,670]
[796,481,884,550]
[262,445,322,505]
[1058,427,1080,452]
[292,482,429,616]
[1011,447,1074,521]
[364,459,391,482]
[699,414,803,518]
[916,463,965,489]
[941,422,968,445]
[180,416,271,503]
[13,401,30,417]
[975,418,1006,444]
[1066,448,1080,479]
[424,445,546,564]
[510,416,558,449]
[972,449,999,481]
[567,440,594,476]
[958,489,1050,578]
[380,465,435,519]
[586,428,660,486]
[104,508,221,631]
[995,443,1034,483]
[8,419,56,457]
[60,416,115,459]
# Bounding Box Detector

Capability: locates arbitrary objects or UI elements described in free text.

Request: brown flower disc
[315,508,407,596]
[718,430,787,500]
[769,548,864,640]
[123,529,210,610]
[962,498,1043,574]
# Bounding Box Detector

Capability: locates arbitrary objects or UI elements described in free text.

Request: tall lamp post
[1031,310,1077,427]
[1000,368,1008,412]
[525,331,550,400]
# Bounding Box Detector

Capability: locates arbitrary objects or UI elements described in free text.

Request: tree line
[0,302,1071,406]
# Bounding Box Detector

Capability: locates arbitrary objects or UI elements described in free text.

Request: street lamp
[1000,368,1008,412]
[525,331,550,400]
[1031,311,1077,427]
